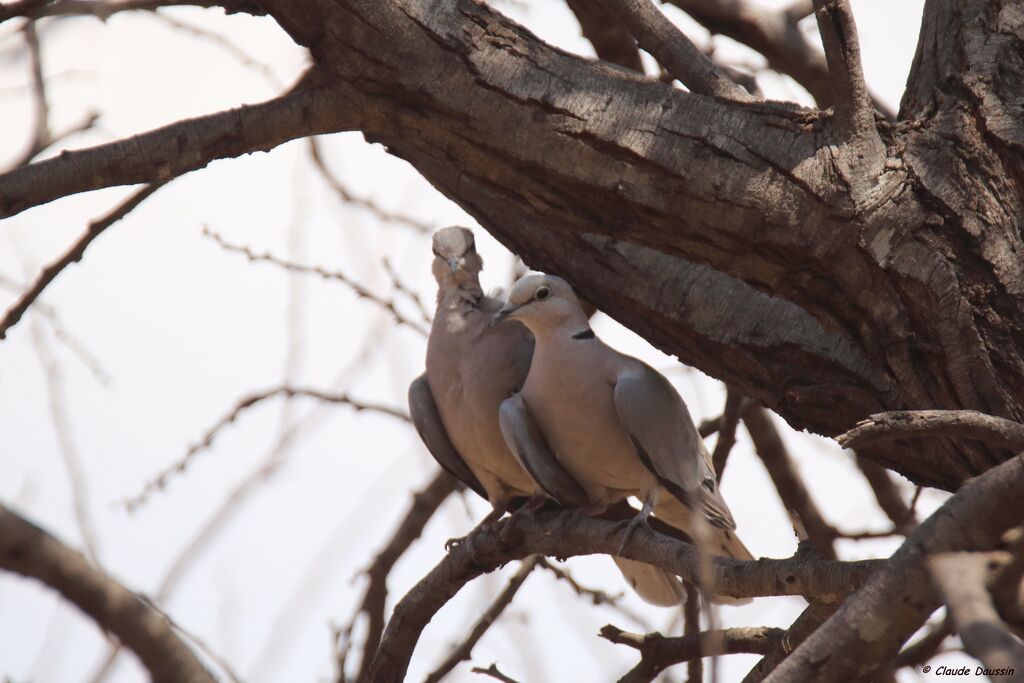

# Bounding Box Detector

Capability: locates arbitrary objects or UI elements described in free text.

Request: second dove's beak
[448,257,462,274]
[489,304,518,327]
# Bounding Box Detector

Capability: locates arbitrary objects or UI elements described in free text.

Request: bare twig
[27,316,101,564]
[892,616,952,669]
[744,404,838,559]
[471,663,520,683]
[598,0,756,102]
[383,257,432,325]
[854,455,919,532]
[0,182,165,341]
[124,384,408,511]
[683,583,702,683]
[7,21,99,170]
[564,0,644,72]
[711,387,743,479]
[928,552,1024,678]
[308,138,432,234]
[810,0,880,144]
[150,11,283,89]
[602,624,783,683]
[840,410,1024,452]
[0,275,112,385]
[203,227,429,336]
[423,557,541,683]
[1,0,264,22]
[351,471,460,683]
[0,503,216,683]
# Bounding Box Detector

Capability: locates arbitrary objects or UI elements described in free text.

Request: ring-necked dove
[492,273,753,597]
[408,227,686,605]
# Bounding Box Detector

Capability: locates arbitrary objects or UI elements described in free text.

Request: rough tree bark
[3,0,1021,490]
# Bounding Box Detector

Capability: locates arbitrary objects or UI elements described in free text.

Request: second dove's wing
[613,366,736,530]
[498,394,590,508]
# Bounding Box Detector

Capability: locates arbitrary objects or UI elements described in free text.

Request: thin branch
[743,404,838,558]
[741,602,836,683]
[471,663,520,683]
[763,453,1024,683]
[598,0,756,102]
[124,384,409,512]
[892,616,952,670]
[27,316,101,564]
[364,509,882,682]
[683,583,703,683]
[810,0,880,143]
[0,182,165,341]
[928,552,1024,676]
[150,11,283,89]
[351,471,460,683]
[564,0,644,72]
[0,503,216,683]
[854,455,919,532]
[423,556,541,683]
[840,410,1024,452]
[711,387,743,479]
[203,227,429,336]
[0,71,357,218]
[308,138,432,234]
[382,258,432,325]
[2,0,265,22]
[601,624,783,682]
[698,397,756,438]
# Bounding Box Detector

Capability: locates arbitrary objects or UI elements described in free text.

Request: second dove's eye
[535,286,550,301]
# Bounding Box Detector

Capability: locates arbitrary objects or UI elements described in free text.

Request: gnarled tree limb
[764,453,1024,682]
[0,503,216,683]
[364,509,881,682]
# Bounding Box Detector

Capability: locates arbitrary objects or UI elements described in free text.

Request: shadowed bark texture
[4,0,1021,490]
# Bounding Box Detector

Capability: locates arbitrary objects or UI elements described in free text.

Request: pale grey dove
[493,273,753,601]
[409,227,686,605]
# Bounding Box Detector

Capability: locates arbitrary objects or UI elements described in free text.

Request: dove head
[492,273,588,335]
[431,226,483,288]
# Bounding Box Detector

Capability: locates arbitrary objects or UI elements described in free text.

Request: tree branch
[763,453,1024,682]
[711,387,744,479]
[929,552,1024,678]
[809,0,879,143]
[350,471,459,683]
[364,509,880,682]
[744,404,838,559]
[597,0,756,102]
[854,455,918,532]
[0,72,359,218]
[0,182,166,341]
[840,410,1024,452]
[0,503,216,683]
[600,624,783,682]
[1,0,265,22]
[741,602,836,683]
[202,226,430,336]
[423,556,540,683]
[124,384,408,511]
[662,0,894,119]
[565,0,644,72]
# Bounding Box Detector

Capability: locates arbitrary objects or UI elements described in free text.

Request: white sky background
[0,1,970,681]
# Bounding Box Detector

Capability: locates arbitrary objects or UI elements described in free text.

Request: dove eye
[535,286,550,301]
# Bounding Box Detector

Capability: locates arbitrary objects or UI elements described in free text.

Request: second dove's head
[492,273,584,332]
[431,226,483,285]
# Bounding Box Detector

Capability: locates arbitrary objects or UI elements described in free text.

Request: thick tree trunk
[257,0,1024,490]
